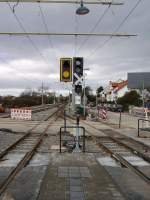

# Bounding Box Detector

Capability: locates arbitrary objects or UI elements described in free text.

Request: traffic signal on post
[75,85,82,95]
[60,58,72,82]
[73,57,83,95]
[73,57,83,84]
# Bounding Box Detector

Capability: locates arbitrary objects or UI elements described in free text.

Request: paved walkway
[38,153,125,200]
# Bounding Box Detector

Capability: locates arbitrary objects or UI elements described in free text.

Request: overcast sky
[0,0,149,96]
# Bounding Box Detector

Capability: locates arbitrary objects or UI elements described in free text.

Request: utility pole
[41,82,44,105]
[53,92,56,104]
[142,80,145,108]
[72,84,75,112]
[83,73,86,117]
[83,68,90,117]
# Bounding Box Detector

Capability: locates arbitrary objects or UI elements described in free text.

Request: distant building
[102,80,128,102]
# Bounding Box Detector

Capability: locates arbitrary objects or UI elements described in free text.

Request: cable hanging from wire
[12,0,20,13]
[38,3,58,60]
[74,3,79,57]
[77,4,111,53]
[6,2,51,68]
[86,0,142,58]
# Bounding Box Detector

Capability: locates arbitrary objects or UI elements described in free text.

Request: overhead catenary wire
[6,2,51,68]
[74,3,78,57]
[77,4,111,52]
[86,0,142,58]
[0,32,137,36]
[38,3,58,60]
[0,0,124,5]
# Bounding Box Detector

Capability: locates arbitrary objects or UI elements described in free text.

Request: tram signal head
[73,57,83,84]
[60,58,72,82]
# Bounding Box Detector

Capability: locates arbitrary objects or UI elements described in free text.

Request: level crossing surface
[38,153,125,200]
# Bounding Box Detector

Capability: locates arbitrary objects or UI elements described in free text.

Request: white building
[102,80,128,102]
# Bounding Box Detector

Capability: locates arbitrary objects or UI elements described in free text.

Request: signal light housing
[60,58,72,82]
[75,85,82,95]
[73,57,83,84]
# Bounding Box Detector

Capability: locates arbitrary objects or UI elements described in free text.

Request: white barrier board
[11,108,32,120]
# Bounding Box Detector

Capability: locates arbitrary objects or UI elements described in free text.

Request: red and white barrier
[144,108,150,128]
[99,109,107,120]
[11,108,32,120]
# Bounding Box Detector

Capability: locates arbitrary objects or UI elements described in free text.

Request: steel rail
[82,121,150,150]
[106,135,150,163]
[0,105,62,160]
[91,136,150,184]
[0,32,137,37]
[79,120,150,184]
[0,106,64,195]
[92,118,150,151]
[58,116,150,184]
[83,119,150,161]
[0,0,123,5]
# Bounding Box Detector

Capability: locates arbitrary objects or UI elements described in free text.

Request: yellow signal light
[60,58,72,82]
[63,71,70,78]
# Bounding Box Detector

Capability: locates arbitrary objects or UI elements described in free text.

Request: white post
[145,108,149,128]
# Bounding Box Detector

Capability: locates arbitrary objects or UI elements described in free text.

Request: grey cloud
[0,0,150,95]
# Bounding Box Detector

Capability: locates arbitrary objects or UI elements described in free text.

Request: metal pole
[0,32,137,37]
[142,80,145,108]
[69,90,71,112]
[83,73,86,118]
[83,127,85,153]
[60,128,62,153]
[72,84,75,112]
[96,91,98,118]
[119,109,122,128]
[73,115,81,152]
[0,0,124,5]
[64,110,66,132]
[54,92,56,104]
[138,119,140,137]
[41,82,44,105]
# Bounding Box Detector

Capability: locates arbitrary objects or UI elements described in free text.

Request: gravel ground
[0,131,23,154]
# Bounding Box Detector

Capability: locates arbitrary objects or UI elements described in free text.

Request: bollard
[73,115,81,152]
[64,110,66,132]
[77,114,80,126]
[145,108,149,128]
[119,109,122,128]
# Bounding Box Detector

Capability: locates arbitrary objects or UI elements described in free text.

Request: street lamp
[76,0,90,15]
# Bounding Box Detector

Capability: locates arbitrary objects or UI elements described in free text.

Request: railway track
[82,120,150,184]
[65,116,150,185]
[0,105,64,195]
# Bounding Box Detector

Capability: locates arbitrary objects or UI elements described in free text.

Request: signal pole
[83,68,90,117]
[41,82,44,105]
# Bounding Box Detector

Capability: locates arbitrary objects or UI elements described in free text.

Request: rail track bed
[0,110,150,200]
[0,106,64,196]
